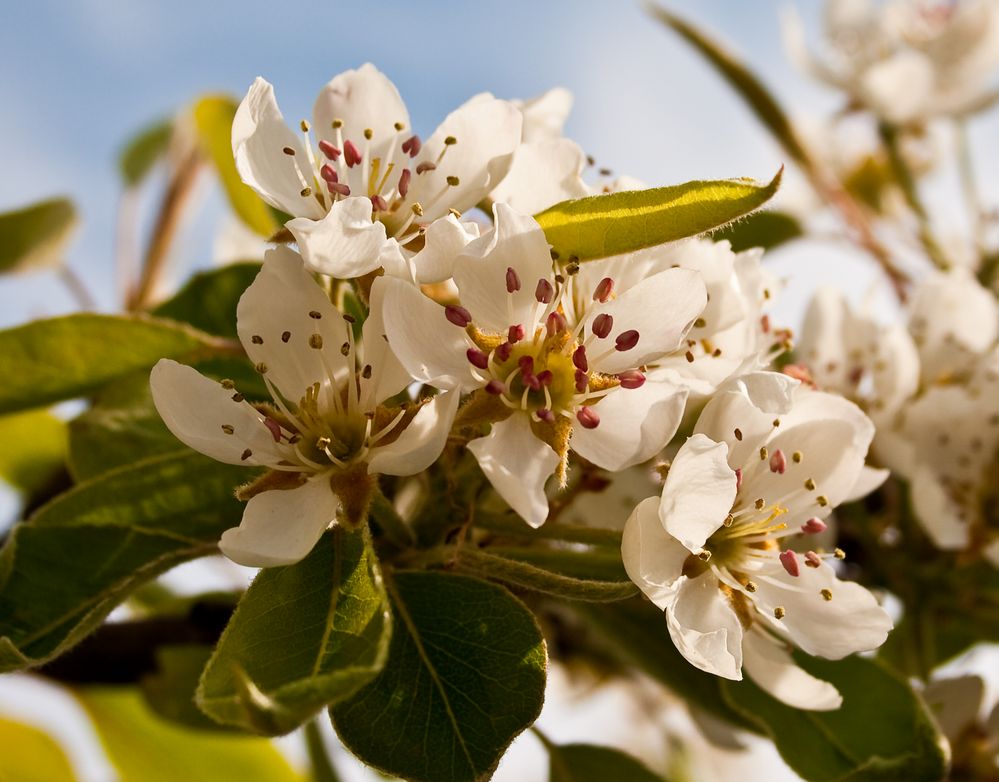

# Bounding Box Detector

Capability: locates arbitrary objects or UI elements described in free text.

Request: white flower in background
[490,87,589,215]
[377,203,707,527]
[150,247,459,567]
[233,64,521,281]
[622,372,892,710]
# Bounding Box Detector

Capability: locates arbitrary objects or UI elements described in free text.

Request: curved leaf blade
[120,120,174,187]
[153,262,261,339]
[711,210,803,252]
[0,717,76,782]
[332,571,547,782]
[0,410,68,494]
[0,197,78,274]
[535,170,781,263]
[545,742,664,782]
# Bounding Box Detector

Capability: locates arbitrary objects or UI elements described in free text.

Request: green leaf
[544,741,664,782]
[647,5,811,168]
[0,410,68,494]
[120,120,174,187]
[153,262,261,339]
[0,717,76,782]
[0,313,224,415]
[721,654,948,782]
[77,688,301,782]
[193,95,278,237]
[0,197,78,274]
[572,599,759,734]
[534,171,781,263]
[141,645,227,731]
[332,571,547,782]
[0,451,253,672]
[711,210,803,252]
[197,528,392,735]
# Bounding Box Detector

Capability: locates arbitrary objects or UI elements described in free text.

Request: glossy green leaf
[544,741,663,782]
[0,410,68,494]
[721,654,948,782]
[197,528,392,735]
[0,717,76,782]
[534,171,781,263]
[153,262,261,339]
[193,96,278,237]
[711,210,803,252]
[648,5,811,168]
[332,571,547,782]
[141,645,226,731]
[77,688,301,782]
[0,314,224,415]
[119,120,174,187]
[0,197,78,274]
[0,451,253,672]
[572,599,759,734]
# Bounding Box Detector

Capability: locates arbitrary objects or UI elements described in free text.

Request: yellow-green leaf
[119,120,174,187]
[0,717,76,782]
[0,410,68,494]
[534,171,781,263]
[193,95,278,237]
[0,197,78,274]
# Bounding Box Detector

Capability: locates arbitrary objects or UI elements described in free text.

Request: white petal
[375,276,477,391]
[219,477,338,568]
[752,562,892,659]
[232,78,324,219]
[360,273,416,408]
[622,496,691,609]
[665,573,744,680]
[843,466,889,503]
[150,359,285,467]
[467,415,558,528]
[410,214,481,285]
[405,95,522,221]
[452,203,555,333]
[367,391,460,476]
[312,63,410,167]
[489,138,588,215]
[236,246,349,407]
[860,50,934,124]
[570,380,687,471]
[660,434,737,552]
[518,86,573,142]
[910,462,972,550]
[985,539,999,570]
[587,268,707,375]
[287,196,388,279]
[923,675,986,742]
[742,630,842,711]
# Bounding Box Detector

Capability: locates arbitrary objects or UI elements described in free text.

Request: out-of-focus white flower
[377,203,707,527]
[232,64,521,281]
[150,247,458,567]
[622,372,892,709]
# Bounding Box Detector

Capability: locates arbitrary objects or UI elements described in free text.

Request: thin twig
[58,264,97,310]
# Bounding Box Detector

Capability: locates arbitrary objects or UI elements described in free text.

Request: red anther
[401,134,421,157]
[523,374,541,390]
[398,168,411,198]
[592,313,613,339]
[505,267,521,294]
[769,448,787,474]
[575,369,588,393]
[343,139,362,167]
[518,355,534,375]
[615,329,640,351]
[617,370,645,389]
[572,345,588,372]
[508,324,525,343]
[416,161,436,174]
[494,342,512,362]
[779,550,800,578]
[264,418,283,442]
[546,311,566,335]
[536,408,555,423]
[782,363,815,387]
[537,370,553,387]
[370,195,388,212]
[320,164,338,183]
[593,277,614,302]
[735,467,742,492]
[485,379,506,395]
[328,182,351,196]
[801,518,827,535]
[318,140,341,160]
[535,278,554,303]
[444,304,472,327]
[466,348,489,369]
[761,314,771,334]
[576,406,600,429]
[804,551,822,568]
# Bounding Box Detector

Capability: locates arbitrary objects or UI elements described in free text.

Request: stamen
[779,550,800,577]
[505,266,521,294]
[820,589,833,601]
[485,379,506,395]
[592,314,613,339]
[221,424,234,435]
[446,175,460,187]
[494,342,512,362]
[804,551,822,568]
[508,324,525,343]
[343,140,362,167]
[445,305,472,327]
[593,277,614,302]
[769,449,787,474]
[398,168,411,198]
[575,369,588,393]
[416,161,436,174]
[319,140,341,160]
[576,406,600,429]
[615,330,640,351]
[773,606,786,619]
[536,408,555,423]
[617,370,645,389]
[401,135,421,157]
[801,518,827,534]
[535,279,554,304]
[263,418,283,442]
[466,348,489,369]
[734,428,743,441]
[241,448,253,461]
[759,446,769,461]
[734,468,742,492]
[546,311,566,336]
[370,195,388,212]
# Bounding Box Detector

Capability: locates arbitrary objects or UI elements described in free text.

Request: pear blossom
[150,246,458,567]
[622,372,892,709]
[376,203,707,527]
[232,64,521,282]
